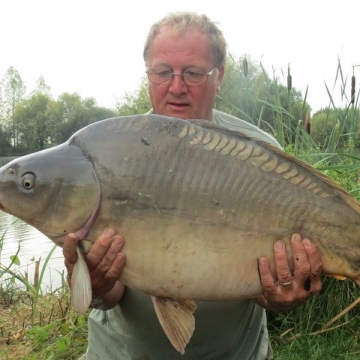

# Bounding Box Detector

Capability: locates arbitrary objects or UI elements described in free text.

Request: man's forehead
[148,28,213,66]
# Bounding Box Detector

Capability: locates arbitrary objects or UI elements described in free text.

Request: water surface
[0,210,65,292]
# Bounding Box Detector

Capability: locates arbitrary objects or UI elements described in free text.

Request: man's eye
[156,70,171,77]
[185,71,203,78]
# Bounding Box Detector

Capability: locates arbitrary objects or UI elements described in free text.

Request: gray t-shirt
[84,110,279,360]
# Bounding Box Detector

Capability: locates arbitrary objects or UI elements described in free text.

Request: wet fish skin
[0,114,360,353]
[0,114,360,293]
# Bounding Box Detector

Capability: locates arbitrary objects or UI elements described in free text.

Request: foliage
[216,55,311,147]
[51,92,116,144]
[269,280,360,359]
[13,93,54,152]
[0,244,88,360]
[309,60,360,154]
[0,124,12,156]
[0,67,26,152]
[115,77,151,116]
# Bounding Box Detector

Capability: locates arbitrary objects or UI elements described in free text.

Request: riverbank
[0,286,88,360]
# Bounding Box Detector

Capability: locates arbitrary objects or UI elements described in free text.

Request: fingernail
[275,240,284,250]
[117,253,125,263]
[258,258,267,266]
[293,233,302,242]
[105,228,115,237]
[304,239,312,247]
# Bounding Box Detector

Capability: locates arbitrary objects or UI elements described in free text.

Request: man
[64,12,323,359]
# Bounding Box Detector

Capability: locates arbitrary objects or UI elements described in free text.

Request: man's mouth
[167,102,189,110]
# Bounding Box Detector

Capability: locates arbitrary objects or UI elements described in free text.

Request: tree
[52,92,116,144]
[33,75,51,96]
[13,92,54,152]
[0,124,12,155]
[115,78,151,115]
[0,67,26,150]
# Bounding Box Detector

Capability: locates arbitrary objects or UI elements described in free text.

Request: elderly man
[64,12,322,360]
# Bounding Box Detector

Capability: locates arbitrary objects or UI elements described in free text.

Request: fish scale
[0,114,360,354]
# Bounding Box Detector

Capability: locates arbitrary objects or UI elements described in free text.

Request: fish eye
[21,173,36,190]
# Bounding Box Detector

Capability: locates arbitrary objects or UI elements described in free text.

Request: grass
[269,278,360,359]
[0,286,88,360]
[0,247,88,360]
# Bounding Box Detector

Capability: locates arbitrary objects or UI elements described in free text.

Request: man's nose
[169,74,188,94]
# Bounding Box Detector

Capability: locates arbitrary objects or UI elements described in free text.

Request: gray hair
[143,12,227,68]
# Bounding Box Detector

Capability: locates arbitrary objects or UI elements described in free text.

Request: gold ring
[280,280,292,287]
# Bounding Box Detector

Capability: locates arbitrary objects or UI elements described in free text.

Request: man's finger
[273,240,293,286]
[85,228,116,271]
[92,235,125,274]
[291,233,311,284]
[103,253,126,282]
[258,257,276,290]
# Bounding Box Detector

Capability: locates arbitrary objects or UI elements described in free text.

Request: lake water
[0,210,66,292]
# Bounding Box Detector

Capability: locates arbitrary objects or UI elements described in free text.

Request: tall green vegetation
[216,56,311,147]
[310,61,360,153]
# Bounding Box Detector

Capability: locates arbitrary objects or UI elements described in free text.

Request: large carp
[0,114,360,354]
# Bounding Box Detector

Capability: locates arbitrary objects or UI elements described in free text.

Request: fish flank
[130,116,148,131]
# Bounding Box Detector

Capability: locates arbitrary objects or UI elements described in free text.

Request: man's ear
[216,67,225,92]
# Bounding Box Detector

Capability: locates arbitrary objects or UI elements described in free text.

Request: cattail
[351,74,356,105]
[287,64,292,93]
[243,58,248,77]
[304,111,311,134]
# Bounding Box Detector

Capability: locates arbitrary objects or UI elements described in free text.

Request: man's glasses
[146,67,217,86]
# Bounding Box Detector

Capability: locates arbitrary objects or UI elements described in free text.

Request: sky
[1,0,359,114]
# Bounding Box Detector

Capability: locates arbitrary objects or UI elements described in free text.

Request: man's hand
[63,228,126,309]
[255,233,323,313]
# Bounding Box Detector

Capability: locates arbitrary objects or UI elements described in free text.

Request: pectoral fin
[151,296,197,354]
[71,246,92,314]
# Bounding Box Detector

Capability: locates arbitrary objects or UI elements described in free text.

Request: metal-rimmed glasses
[146,67,217,86]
